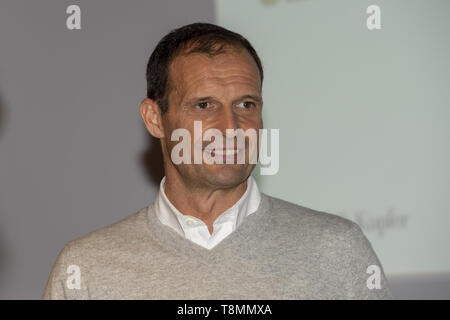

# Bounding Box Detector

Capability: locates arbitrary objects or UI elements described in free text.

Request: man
[43,22,393,299]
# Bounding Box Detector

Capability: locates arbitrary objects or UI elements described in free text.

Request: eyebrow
[184,94,262,106]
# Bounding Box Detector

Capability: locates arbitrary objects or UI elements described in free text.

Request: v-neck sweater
[42,193,393,299]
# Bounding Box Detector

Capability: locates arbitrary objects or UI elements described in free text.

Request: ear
[140,98,165,139]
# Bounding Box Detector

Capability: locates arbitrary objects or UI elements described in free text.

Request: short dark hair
[146,22,264,114]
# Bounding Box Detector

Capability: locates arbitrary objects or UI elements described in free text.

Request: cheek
[241,115,263,131]
[161,118,183,152]
[163,122,202,160]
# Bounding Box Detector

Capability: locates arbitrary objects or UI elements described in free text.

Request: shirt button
[186,219,195,226]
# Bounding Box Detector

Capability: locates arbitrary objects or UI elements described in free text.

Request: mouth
[204,148,243,162]
[206,148,240,155]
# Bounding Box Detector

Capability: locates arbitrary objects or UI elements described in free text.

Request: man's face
[161,46,263,190]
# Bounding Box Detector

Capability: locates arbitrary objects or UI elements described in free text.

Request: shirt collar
[154,175,262,237]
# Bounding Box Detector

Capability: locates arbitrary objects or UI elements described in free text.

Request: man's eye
[194,102,210,109]
[237,101,255,109]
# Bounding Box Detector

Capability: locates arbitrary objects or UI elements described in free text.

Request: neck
[163,171,248,234]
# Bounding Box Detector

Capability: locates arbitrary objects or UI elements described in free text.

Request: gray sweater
[42,193,393,299]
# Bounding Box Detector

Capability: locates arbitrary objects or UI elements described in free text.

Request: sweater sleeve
[42,242,90,300]
[341,222,394,299]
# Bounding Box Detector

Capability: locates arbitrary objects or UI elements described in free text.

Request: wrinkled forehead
[168,46,262,96]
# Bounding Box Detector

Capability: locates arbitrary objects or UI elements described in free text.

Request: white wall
[217,0,450,297]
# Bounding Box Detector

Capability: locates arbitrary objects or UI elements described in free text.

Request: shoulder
[60,205,151,262]
[262,193,385,271]
[43,206,152,299]
[263,193,361,239]
[262,194,394,299]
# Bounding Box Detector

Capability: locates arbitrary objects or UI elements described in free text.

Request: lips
[203,148,244,160]
[206,149,240,156]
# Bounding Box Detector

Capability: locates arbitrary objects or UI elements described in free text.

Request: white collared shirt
[153,176,262,250]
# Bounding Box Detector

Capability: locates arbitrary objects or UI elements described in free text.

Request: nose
[218,105,240,136]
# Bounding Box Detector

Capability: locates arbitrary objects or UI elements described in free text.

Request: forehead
[168,47,261,97]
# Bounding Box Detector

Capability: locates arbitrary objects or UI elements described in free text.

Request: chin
[202,165,251,187]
